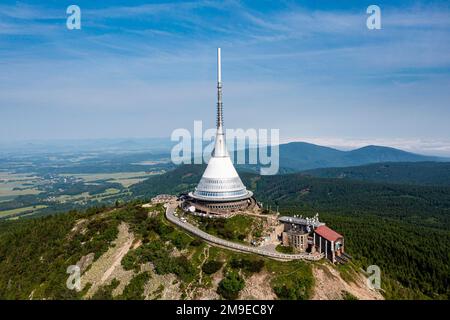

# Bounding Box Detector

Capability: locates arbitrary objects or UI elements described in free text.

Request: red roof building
[314,225,343,242]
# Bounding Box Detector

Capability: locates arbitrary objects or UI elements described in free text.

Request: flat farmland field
[0,172,42,199]
[60,171,163,187]
[0,205,48,218]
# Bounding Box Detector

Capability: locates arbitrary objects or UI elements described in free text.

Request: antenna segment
[217,48,223,130]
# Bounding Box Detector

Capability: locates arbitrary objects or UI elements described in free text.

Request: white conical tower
[189,48,253,202]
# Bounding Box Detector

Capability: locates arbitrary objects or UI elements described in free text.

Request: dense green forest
[131,165,450,299]
[0,206,114,299]
[130,165,205,198]
[303,162,450,187]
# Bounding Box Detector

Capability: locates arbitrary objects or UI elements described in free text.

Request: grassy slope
[193,214,257,243]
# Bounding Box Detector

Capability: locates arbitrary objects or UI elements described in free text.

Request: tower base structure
[181,193,257,217]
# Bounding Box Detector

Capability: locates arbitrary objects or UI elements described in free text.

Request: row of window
[196,190,247,197]
[205,179,233,184]
[202,178,241,184]
[198,178,243,187]
[209,203,244,209]
[197,183,244,191]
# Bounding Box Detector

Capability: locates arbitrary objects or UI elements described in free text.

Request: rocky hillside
[0,202,381,300]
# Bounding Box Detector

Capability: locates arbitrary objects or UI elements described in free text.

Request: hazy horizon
[1,135,450,157]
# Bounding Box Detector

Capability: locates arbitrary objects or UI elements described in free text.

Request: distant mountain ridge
[274,142,447,172]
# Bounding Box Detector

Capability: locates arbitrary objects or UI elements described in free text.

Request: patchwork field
[0,172,42,200]
[0,150,173,220]
[60,171,163,188]
[0,205,48,218]
[0,170,165,218]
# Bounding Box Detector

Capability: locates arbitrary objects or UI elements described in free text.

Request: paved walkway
[165,204,323,261]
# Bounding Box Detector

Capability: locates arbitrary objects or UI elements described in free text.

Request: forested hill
[231,142,447,173]
[131,165,450,299]
[130,164,206,199]
[301,162,450,187]
[273,142,445,171]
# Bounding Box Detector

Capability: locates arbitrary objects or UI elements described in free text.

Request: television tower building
[185,48,255,215]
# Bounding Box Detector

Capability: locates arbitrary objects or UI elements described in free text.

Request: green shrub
[202,260,223,275]
[117,272,151,300]
[217,271,245,300]
[121,250,139,271]
[342,290,358,300]
[230,257,264,273]
[91,279,120,300]
[275,245,294,254]
[169,231,192,250]
[273,277,313,300]
[190,239,203,247]
[133,209,148,223]
[172,256,196,282]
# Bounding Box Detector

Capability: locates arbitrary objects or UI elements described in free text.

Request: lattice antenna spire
[217,48,223,130]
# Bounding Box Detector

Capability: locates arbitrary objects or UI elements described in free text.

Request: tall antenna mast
[187,47,253,215]
[217,48,223,130]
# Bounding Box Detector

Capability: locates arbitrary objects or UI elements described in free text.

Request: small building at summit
[278,214,350,263]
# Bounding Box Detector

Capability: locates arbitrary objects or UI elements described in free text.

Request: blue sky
[1,0,450,155]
